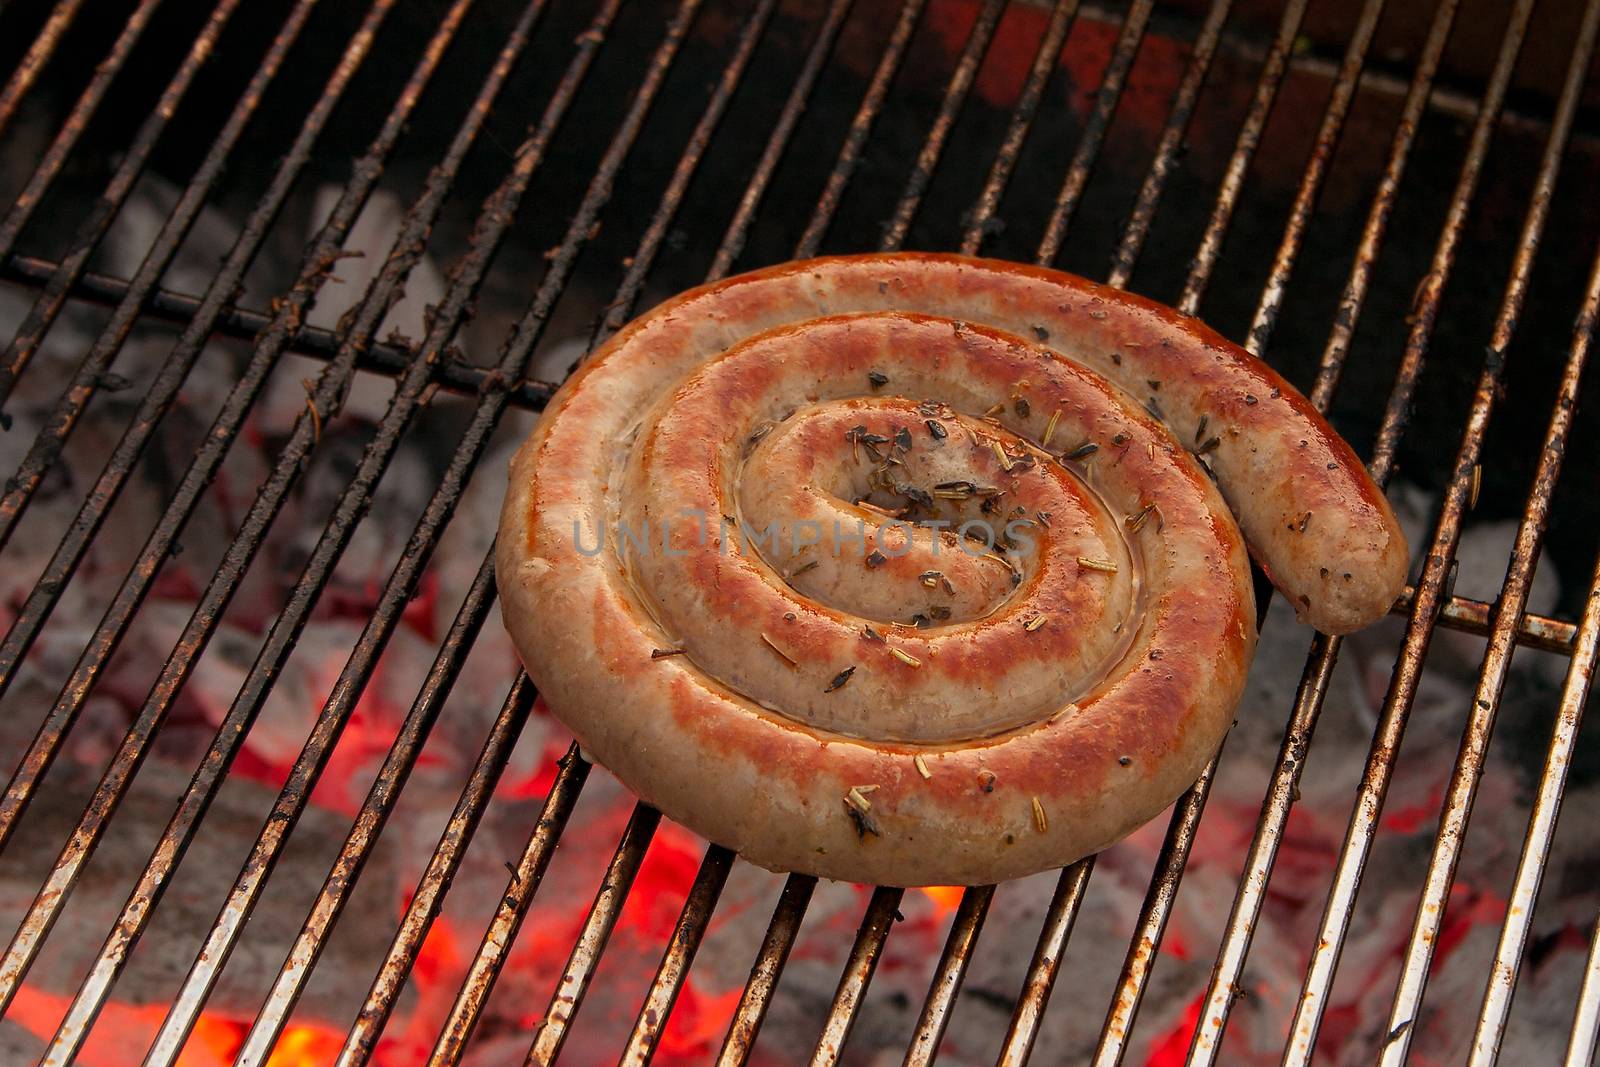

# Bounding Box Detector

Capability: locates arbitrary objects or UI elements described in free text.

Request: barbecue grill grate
[0,0,1598,1063]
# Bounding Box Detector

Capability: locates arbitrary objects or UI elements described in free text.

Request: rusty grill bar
[0,0,1597,1064]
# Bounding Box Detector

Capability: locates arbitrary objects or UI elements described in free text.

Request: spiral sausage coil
[498,254,1407,886]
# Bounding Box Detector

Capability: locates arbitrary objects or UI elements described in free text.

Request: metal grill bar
[1020,1,1585,1060]
[879,0,1005,253]
[1379,3,1600,1056]
[23,0,518,1023]
[0,0,398,776]
[1309,0,1464,409]
[1422,589,1578,654]
[1186,0,1463,1049]
[705,0,853,280]
[1468,217,1600,1067]
[1093,761,1214,1063]
[1032,0,1154,266]
[426,746,591,1066]
[0,253,557,405]
[327,671,538,1062]
[959,0,1080,256]
[715,874,816,1067]
[524,802,661,1066]
[143,0,708,1057]
[0,0,317,490]
[594,0,780,340]
[1106,0,1231,289]
[1034,0,1390,1054]
[904,884,994,1067]
[1100,0,1536,1054]
[0,0,411,1019]
[0,0,83,139]
[795,0,925,259]
[995,860,1092,1066]
[810,886,903,1067]
[1571,903,1600,1066]
[0,0,249,402]
[1175,0,1309,313]
[1040,0,1176,274]
[1185,0,1554,1052]
[96,0,627,1042]
[620,846,736,1064]
[31,33,546,1024]
[1363,0,1535,484]
[1243,0,1385,354]
[1287,0,1582,1057]
[0,0,163,272]
[231,547,500,1063]
[29,0,478,1050]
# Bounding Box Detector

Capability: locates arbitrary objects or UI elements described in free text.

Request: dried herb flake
[825,666,856,692]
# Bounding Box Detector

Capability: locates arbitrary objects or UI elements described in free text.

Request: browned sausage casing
[497,254,1408,886]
